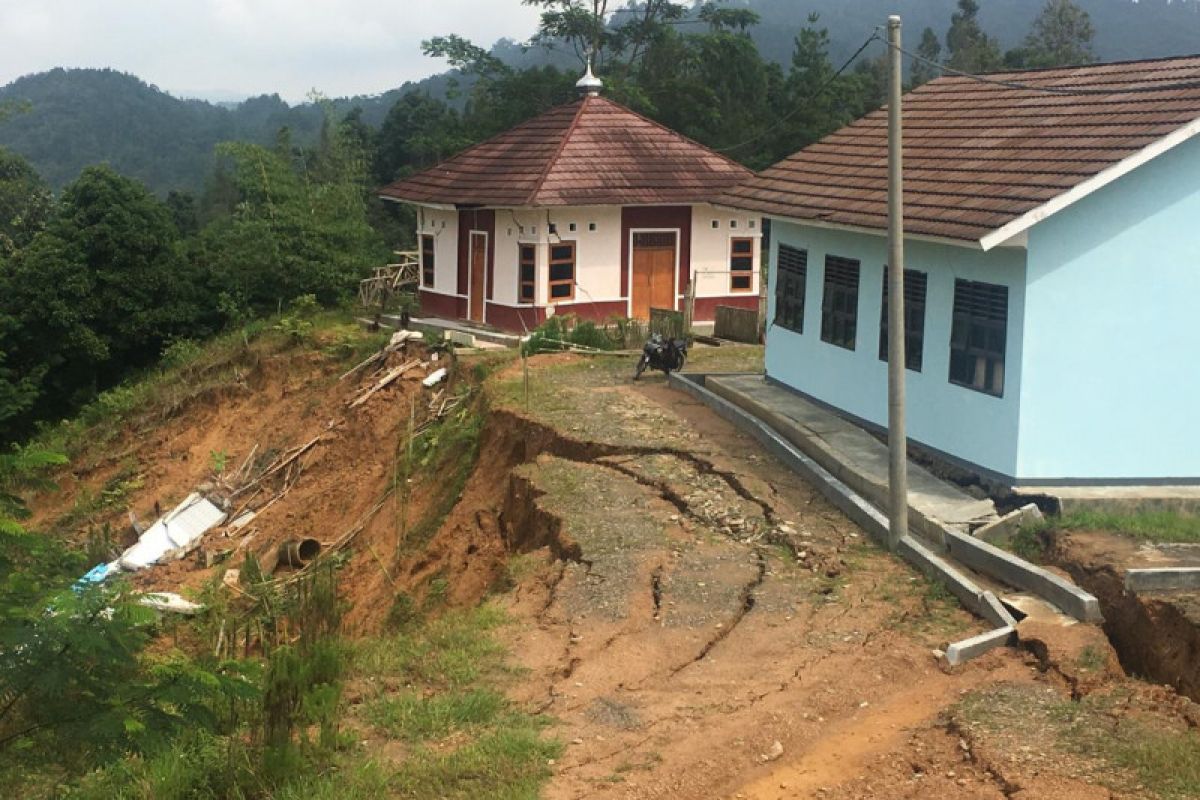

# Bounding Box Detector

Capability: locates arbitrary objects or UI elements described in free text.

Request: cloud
[0,0,546,102]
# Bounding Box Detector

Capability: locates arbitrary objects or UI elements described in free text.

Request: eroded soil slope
[29,336,1200,799]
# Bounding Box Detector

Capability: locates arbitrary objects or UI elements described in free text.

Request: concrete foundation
[1015,485,1200,515]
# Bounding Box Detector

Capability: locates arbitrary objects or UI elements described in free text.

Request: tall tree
[945,0,1003,74]
[1,166,206,432]
[520,0,687,76]
[1012,0,1096,68]
[0,149,52,258]
[910,27,944,88]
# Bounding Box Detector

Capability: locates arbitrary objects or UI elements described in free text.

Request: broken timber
[347,359,423,408]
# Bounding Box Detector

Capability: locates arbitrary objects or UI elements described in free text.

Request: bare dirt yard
[30,331,1200,799]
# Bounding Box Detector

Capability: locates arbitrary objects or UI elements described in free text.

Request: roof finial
[576,56,603,97]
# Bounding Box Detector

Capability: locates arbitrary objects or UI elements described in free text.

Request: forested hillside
[1,0,1197,194]
[0,0,1193,443]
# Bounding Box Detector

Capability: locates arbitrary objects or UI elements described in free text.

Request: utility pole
[886,15,909,551]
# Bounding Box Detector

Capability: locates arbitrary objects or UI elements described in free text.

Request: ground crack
[650,565,664,620]
[943,717,1022,798]
[670,548,768,675]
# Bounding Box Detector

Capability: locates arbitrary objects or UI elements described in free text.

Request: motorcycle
[634,333,687,380]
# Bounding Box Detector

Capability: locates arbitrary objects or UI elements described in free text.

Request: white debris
[422,368,448,388]
[389,330,423,347]
[228,510,256,531]
[139,592,204,615]
[118,493,228,571]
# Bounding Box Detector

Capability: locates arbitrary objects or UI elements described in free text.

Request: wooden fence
[713,305,760,343]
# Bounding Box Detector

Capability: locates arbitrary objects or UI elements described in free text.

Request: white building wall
[545,207,624,305]
[690,204,761,298]
[417,208,460,296]
[1018,133,1200,482]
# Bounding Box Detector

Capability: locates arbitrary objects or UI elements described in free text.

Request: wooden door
[469,232,487,323]
[631,232,677,321]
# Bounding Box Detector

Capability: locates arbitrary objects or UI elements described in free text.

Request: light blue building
[723,56,1200,487]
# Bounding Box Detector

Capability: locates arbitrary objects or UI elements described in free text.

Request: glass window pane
[550,283,571,299]
[551,245,574,262]
[731,256,753,271]
[550,263,573,282]
[732,239,753,254]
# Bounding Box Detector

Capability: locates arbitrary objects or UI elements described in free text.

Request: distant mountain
[1,0,1197,195]
[0,68,458,195]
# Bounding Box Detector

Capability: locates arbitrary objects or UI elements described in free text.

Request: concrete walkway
[705,375,999,544]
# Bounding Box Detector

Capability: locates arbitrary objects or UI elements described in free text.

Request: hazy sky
[1,0,546,103]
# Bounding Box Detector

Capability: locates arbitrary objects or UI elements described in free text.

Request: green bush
[522,315,619,356]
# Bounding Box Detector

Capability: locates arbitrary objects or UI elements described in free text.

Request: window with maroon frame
[420,234,435,288]
[548,242,575,302]
[519,244,536,304]
[730,237,754,292]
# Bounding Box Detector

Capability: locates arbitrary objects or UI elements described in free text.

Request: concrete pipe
[278,538,321,569]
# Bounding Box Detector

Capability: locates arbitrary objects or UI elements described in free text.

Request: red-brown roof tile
[721,55,1200,244]
[378,95,751,208]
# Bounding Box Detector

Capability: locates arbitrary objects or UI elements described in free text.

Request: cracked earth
[468,350,1200,799]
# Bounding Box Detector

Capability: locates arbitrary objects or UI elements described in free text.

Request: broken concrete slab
[974,503,1044,545]
[1125,567,1200,592]
[981,590,1018,629]
[945,626,1017,666]
[944,529,1102,623]
[118,493,228,572]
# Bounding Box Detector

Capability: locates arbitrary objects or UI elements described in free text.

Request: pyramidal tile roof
[379,95,752,208]
[720,54,1200,248]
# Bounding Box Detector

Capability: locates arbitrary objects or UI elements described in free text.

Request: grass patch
[956,684,1200,799]
[350,605,558,799]
[1058,699,1200,799]
[1005,524,1048,561]
[390,726,559,799]
[365,688,509,742]
[1050,510,1200,544]
[352,606,510,690]
[884,574,974,641]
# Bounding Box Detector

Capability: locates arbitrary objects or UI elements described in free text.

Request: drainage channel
[669,372,1102,665]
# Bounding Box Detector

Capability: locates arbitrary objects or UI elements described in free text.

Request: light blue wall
[765,222,1027,479]
[1019,134,1200,481]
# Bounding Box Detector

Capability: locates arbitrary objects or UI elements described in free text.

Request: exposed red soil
[27,346,1200,798]
[1047,530,1200,702]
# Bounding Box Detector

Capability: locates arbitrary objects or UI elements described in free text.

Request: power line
[716,30,882,154]
[895,42,1200,96]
